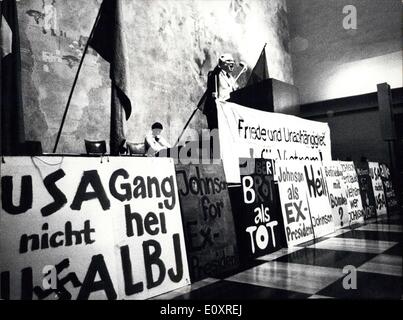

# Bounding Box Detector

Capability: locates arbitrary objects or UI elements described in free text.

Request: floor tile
[173,280,310,300]
[383,242,403,256]
[357,254,402,277]
[336,230,403,243]
[258,247,305,262]
[226,261,343,295]
[308,237,397,254]
[317,271,402,299]
[275,247,376,269]
[308,294,334,299]
[356,224,403,233]
[150,278,220,300]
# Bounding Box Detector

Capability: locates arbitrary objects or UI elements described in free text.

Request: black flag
[246,44,269,87]
[89,0,132,155]
[1,0,25,155]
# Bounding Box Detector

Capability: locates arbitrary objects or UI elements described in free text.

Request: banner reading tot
[217,101,332,183]
[0,157,190,300]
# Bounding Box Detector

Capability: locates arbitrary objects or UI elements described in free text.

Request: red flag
[246,44,269,87]
[1,0,25,156]
[89,0,132,155]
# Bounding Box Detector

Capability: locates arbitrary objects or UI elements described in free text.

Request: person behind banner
[145,122,171,157]
[203,53,238,130]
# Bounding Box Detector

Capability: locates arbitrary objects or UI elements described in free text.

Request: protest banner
[339,161,365,226]
[175,163,239,282]
[323,161,350,229]
[379,163,400,215]
[217,101,332,183]
[302,162,335,238]
[275,160,314,247]
[355,162,377,220]
[0,157,190,300]
[368,162,387,217]
[236,158,285,260]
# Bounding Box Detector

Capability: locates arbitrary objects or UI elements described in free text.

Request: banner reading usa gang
[0,157,190,300]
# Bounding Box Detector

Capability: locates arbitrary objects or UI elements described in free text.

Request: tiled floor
[153,213,403,300]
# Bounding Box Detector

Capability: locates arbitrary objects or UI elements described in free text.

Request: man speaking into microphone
[203,53,246,130]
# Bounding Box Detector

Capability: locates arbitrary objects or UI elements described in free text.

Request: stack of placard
[355,162,377,220]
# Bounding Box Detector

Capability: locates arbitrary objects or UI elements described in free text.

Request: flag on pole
[1,0,25,156]
[89,0,132,155]
[246,44,269,87]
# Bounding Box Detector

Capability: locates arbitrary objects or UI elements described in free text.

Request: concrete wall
[287,0,402,104]
[18,0,293,153]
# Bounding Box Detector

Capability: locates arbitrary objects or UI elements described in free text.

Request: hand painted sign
[379,163,400,215]
[302,162,335,238]
[323,161,349,229]
[236,158,285,259]
[339,161,364,226]
[355,162,377,220]
[0,157,190,300]
[368,162,387,217]
[175,163,239,282]
[275,160,314,247]
[217,101,332,183]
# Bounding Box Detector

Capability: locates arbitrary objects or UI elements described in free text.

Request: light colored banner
[217,101,332,183]
[323,161,349,229]
[302,162,335,238]
[0,157,190,300]
[339,161,365,226]
[368,162,387,217]
[275,160,314,247]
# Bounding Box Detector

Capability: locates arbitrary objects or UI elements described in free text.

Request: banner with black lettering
[236,158,286,260]
[275,160,314,247]
[323,161,349,229]
[175,163,239,282]
[339,161,365,226]
[302,162,335,238]
[355,162,377,220]
[0,157,190,300]
[217,101,332,183]
[379,163,400,215]
[368,162,387,217]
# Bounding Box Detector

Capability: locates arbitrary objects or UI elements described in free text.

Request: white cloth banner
[0,157,190,300]
[368,162,387,217]
[217,101,332,183]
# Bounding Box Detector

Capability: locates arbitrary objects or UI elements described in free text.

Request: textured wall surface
[287,0,402,104]
[18,0,293,153]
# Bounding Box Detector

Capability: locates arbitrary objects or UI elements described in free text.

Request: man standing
[203,53,238,130]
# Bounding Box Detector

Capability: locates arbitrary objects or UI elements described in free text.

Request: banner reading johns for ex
[217,102,332,183]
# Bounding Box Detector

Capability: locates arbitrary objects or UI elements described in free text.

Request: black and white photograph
[0,0,402,312]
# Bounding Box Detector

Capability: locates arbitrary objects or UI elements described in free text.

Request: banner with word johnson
[236,158,285,260]
[355,162,377,220]
[217,101,332,183]
[0,157,190,300]
[323,161,349,229]
[339,161,364,226]
[302,162,335,238]
[275,160,314,247]
[175,163,239,282]
[368,162,387,217]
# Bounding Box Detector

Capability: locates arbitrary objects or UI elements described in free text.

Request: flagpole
[52,6,103,153]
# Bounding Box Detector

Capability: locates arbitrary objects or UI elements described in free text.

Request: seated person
[145,122,171,157]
